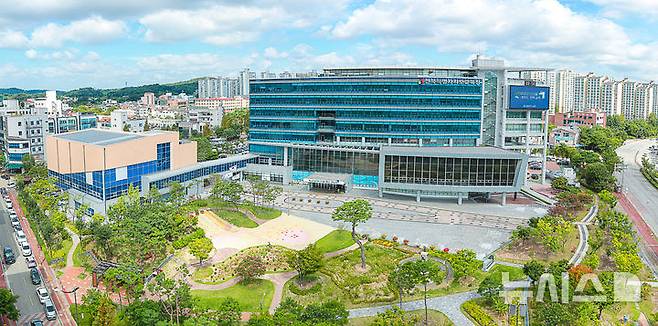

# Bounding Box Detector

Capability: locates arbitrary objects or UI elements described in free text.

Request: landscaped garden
[192,197,283,228]
[192,245,294,284]
[314,229,355,254]
[212,208,259,228]
[192,279,275,312]
[348,309,454,326]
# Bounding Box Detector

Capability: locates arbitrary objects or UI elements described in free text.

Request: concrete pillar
[283,146,289,166]
[457,193,463,205]
[501,192,507,206]
[378,188,383,198]
[416,192,421,203]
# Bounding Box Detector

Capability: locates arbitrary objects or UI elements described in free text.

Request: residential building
[246,58,547,203]
[46,129,256,215]
[187,106,223,132]
[111,109,146,132]
[141,92,156,107]
[238,68,255,96]
[0,113,48,169]
[33,90,64,116]
[193,96,249,113]
[620,79,637,119]
[549,126,580,147]
[197,77,220,98]
[550,109,606,128]
[600,79,622,116]
[633,83,655,120]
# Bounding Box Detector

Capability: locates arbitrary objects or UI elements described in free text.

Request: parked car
[30,320,44,326]
[30,268,41,285]
[15,230,27,244]
[3,246,15,264]
[1,174,9,180]
[7,181,15,188]
[5,200,12,209]
[20,241,32,257]
[11,217,20,229]
[26,255,37,268]
[35,287,50,304]
[43,298,56,320]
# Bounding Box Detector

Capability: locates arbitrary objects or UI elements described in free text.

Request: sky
[1,0,658,90]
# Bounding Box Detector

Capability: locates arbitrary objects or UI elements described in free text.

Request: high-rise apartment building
[198,77,220,98]
[600,79,622,116]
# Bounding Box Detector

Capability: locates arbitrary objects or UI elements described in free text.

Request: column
[501,192,507,206]
[283,146,289,166]
[457,193,463,205]
[416,191,421,203]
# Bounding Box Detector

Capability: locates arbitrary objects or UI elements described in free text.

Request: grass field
[192,279,275,312]
[349,309,454,326]
[242,204,282,220]
[212,208,258,228]
[315,230,355,254]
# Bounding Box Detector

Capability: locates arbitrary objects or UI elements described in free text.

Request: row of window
[251,96,482,108]
[290,148,379,176]
[150,157,257,190]
[383,156,520,187]
[250,82,482,95]
[250,108,482,121]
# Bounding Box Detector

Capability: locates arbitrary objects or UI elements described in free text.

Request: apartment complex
[523,71,657,120]
[197,69,253,99]
[193,97,249,113]
[246,57,547,203]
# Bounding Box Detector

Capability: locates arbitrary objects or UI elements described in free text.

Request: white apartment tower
[600,79,622,116]
[620,79,637,119]
[198,77,220,98]
[634,83,655,120]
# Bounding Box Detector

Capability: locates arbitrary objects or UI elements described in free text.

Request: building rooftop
[54,129,144,146]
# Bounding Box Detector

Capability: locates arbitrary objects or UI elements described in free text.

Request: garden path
[65,226,80,268]
[260,271,298,314]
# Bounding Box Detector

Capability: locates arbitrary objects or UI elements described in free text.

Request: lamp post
[62,286,80,322]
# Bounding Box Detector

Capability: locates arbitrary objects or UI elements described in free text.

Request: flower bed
[195,245,293,283]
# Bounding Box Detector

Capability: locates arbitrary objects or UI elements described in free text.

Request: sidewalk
[616,192,658,256]
[9,190,76,326]
[0,258,16,326]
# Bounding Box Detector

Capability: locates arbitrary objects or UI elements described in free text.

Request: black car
[3,247,15,264]
[30,268,41,285]
[30,320,44,326]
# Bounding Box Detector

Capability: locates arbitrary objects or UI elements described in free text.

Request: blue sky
[1,0,657,90]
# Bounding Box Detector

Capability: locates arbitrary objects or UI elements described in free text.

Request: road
[0,199,53,324]
[616,139,658,277]
[616,139,658,234]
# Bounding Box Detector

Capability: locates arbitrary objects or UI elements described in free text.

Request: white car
[20,241,32,257]
[36,287,50,304]
[5,200,12,209]
[11,218,20,229]
[9,211,17,218]
[7,181,15,188]
[15,230,27,244]
[43,298,56,320]
[26,255,37,269]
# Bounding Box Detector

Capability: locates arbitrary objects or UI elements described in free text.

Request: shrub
[462,300,496,326]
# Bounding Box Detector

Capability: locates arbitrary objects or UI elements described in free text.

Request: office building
[46,129,256,215]
[549,109,606,128]
[246,57,548,203]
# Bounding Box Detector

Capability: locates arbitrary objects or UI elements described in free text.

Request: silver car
[20,241,32,257]
[26,255,37,269]
[36,287,49,304]
[43,298,56,320]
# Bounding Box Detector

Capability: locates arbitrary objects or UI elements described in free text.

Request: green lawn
[242,204,282,220]
[192,279,274,312]
[349,309,454,326]
[315,230,355,254]
[212,209,258,228]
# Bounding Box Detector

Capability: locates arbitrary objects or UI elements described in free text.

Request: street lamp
[62,286,80,322]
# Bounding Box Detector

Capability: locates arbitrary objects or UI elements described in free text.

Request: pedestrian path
[569,201,598,266]
[348,291,479,326]
[65,226,80,268]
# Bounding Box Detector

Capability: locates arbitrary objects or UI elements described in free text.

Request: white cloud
[0,30,29,48]
[264,47,289,59]
[139,1,350,45]
[587,0,658,18]
[330,0,658,79]
[24,49,38,59]
[30,16,126,48]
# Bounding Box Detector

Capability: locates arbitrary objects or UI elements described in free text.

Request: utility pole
[62,286,80,322]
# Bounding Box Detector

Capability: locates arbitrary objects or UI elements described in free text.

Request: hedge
[462,300,496,326]
[641,167,658,190]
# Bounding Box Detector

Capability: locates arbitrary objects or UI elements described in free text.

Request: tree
[450,249,480,279]
[551,177,569,191]
[148,268,194,325]
[169,181,186,207]
[410,259,443,326]
[245,175,261,203]
[193,137,217,162]
[331,199,372,269]
[598,190,617,208]
[613,251,643,274]
[389,262,418,308]
[301,300,348,325]
[580,162,616,192]
[0,288,19,321]
[523,260,545,284]
[211,179,244,206]
[201,297,241,326]
[287,244,323,283]
[123,299,165,326]
[536,216,572,252]
[94,294,117,326]
[123,123,130,132]
[370,307,418,326]
[189,237,214,265]
[477,273,507,313]
[235,255,266,282]
[263,185,283,207]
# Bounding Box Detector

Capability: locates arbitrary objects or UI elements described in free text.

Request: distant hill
[0,88,48,95]
[0,78,200,103]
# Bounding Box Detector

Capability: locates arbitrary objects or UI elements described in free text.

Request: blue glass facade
[249,77,484,186]
[49,142,172,200]
[149,157,257,190]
